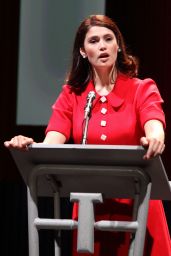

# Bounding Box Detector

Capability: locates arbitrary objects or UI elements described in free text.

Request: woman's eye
[106,37,112,41]
[89,39,97,44]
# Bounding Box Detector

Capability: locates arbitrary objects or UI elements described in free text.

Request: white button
[101,120,106,127]
[100,134,107,141]
[101,107,107,114]
[100,96,107,103]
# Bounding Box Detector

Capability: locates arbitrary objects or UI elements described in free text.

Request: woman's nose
[99,40,106,50]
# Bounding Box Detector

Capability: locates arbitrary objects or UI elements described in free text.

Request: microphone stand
[81,91,95,144]
[82,114,90,145]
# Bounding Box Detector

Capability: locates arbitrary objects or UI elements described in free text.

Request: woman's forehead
[85,26,115,38]
[85,26,115,39]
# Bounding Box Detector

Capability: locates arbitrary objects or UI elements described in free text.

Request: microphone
[84,91,96,119]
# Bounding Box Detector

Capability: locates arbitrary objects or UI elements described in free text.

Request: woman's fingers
[4,135,34,150]
[140,137,165,160]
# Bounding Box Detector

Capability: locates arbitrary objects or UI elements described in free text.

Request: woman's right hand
[4,135,34,150]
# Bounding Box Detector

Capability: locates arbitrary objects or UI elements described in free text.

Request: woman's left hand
[140,119,165,160]
[140,136,165,160]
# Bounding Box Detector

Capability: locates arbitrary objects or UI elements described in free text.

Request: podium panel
[10,144,171,200]
[9,144,171,256]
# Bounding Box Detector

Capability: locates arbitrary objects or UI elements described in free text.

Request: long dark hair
[66,15,139,90]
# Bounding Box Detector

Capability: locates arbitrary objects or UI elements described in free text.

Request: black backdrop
[106,0,171,240]
[1,1,171,255]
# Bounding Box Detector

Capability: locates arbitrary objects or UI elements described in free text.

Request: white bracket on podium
[9,144,171,256]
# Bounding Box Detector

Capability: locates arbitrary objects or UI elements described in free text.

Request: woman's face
[80,26,119,71]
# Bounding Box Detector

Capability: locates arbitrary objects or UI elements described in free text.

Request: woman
[4,15,170,255]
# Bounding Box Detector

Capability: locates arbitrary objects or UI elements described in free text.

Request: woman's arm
[4,131,66,150]
[43,131,66,144]
[140,119,165,159]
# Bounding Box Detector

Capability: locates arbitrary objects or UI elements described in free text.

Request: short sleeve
[136,78,166,129]
[45,85,73,141]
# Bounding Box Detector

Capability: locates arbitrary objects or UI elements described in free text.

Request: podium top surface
[26,144,145,164]
[9,144,171,200]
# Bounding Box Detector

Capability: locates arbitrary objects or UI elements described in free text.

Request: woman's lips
[99,53,109,58]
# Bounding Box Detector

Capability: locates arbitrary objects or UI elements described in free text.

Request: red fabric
[46,73,165,145]
[46,73,170,255]
[72,199,132,256]
[145,200,171,255]
[72,200,171,256]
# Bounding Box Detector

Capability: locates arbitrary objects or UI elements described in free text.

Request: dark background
[1,1,171,255]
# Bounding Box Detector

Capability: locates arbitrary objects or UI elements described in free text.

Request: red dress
[46,73,171,255]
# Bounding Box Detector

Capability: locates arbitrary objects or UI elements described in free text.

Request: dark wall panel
[106,0,171,232]
[106,0,171,179]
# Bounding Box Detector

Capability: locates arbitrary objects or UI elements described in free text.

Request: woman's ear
[80,48,87,58]
[116,40,122,53]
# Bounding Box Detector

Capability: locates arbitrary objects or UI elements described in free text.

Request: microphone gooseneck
[84,91,96,119]
[82,91,96,144]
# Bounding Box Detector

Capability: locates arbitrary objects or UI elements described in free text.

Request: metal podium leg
[27,186,39,256]
[54,191,61,256]
[46,174,61,256]
[27,175,61,256]
[131,182,152,256]
[128,192,140,256]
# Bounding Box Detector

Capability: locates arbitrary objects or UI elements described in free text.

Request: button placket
[100,96,107,141]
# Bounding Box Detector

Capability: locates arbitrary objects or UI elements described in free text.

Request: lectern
[9,144,171,256]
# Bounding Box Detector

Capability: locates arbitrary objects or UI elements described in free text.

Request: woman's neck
[93,66,117,96]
